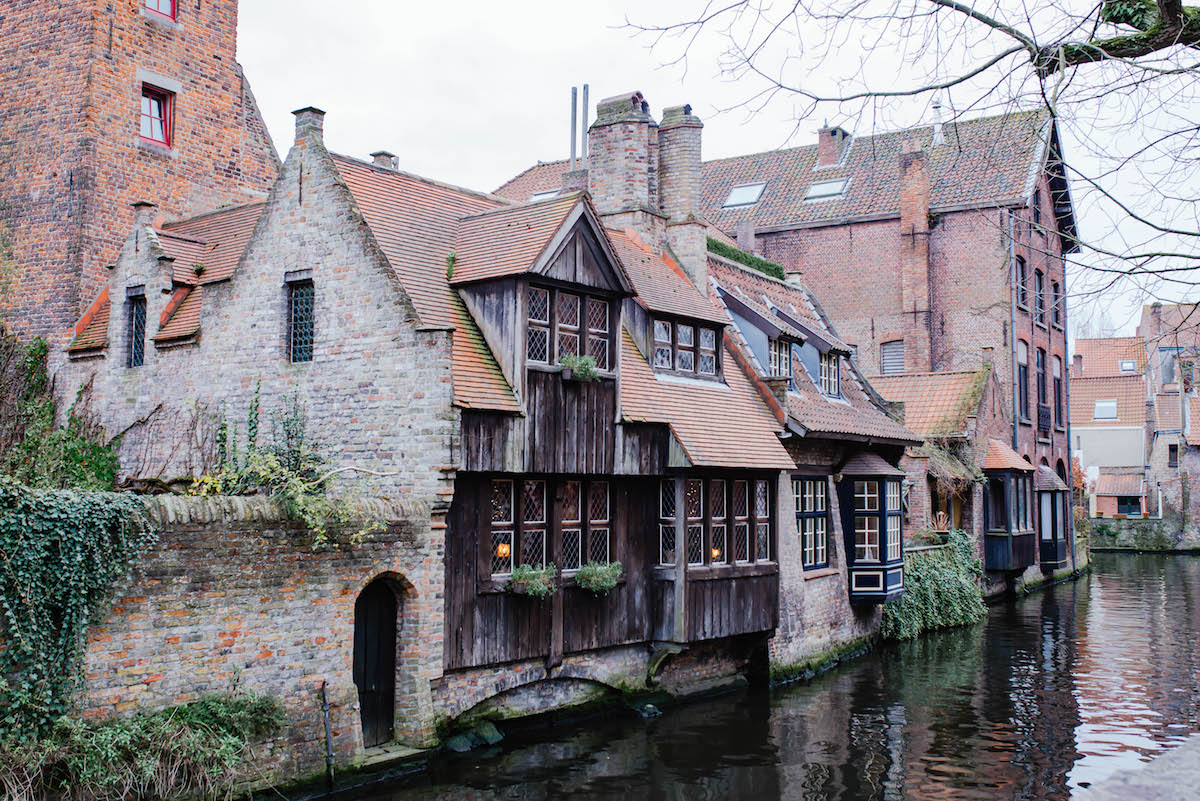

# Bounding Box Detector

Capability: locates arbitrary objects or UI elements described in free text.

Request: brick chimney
[371,150,397,170]
[293,106,325,144]
[816,126,851,168]
[587,91,662,240]
[1072,353,1083,377]
[898,139,932,371]
[1151,301,1163,337]
[658,104,708,294]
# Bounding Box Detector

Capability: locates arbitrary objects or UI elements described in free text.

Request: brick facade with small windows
[0,0,278,343]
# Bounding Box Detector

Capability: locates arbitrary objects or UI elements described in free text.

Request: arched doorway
[353,578,398,747]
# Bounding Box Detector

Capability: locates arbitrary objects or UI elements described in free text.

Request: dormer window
[722,182,766,208]
[653,318,720,378]
[819,352,840,396]
[804,179,847,201]
[1119,359,1137,373]
[527,285,612,371]
[769,339,792,378]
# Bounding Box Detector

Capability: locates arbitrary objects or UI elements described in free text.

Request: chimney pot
[292,106,326,143]
[816,125,851,168]
[370,150,397,170]
[736,219,756,253]
[1072,353,1083,376]
[131,201,157,227]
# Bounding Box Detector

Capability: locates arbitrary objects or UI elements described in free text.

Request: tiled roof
[160,202,267,284]
[1034,465,1068,492]
[1094,472,1143,497]
[154,286,203,342]
[1155,392,1182,431]
[612,229,728,325]
[618,329,792,469]
[1188,397,1200,447]
[496,112,1050,233]
[1139,303,1200,349]
[1070,374,1146,427]
[332,155,522,413]
[708,253,918,444]
[869,369,986,437]
[983,438,1034,472]
[67,287,110,352]
[841,452,904,476]
[494,160,570,201]
[451,193,584,285]
[1073,336,1146,378]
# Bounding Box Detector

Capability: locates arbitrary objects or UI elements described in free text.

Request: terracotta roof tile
[1140,303,1200,349]
[983,438,1034,472]
[332,155,521,413]
[1094,472,1143,497]
[451,193,584,285]
[618,329,792,469]
[870,369,986,437]
[1073,337,1146,378]
[67,287,110,352]
[1188,397,1200,447]
[610,229,728,325]
[160,202,266,284]
[1034,465,1069,492]
[154,286,203,342]
[494,160,570,201]
[1070,375,1146,427]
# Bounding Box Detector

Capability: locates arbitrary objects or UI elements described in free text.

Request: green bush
[0,692,285,801]
[559,354,600,381]
[706,237,786,280]
[507,564,557,599]
[574,561,623,594]
[880,530,986,641]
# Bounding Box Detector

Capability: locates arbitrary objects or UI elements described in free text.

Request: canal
[357,553,1200,800]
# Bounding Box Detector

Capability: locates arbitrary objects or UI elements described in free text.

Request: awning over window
[1034,465,1068,492]
[982,438,1035,472]
[840,451,905,477]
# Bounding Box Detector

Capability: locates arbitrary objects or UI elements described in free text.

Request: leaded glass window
[659,480,676,566]
[686,479,704,566]
[127,292,147,368]
[755,480,771,562]
[588,298,610,370]
[699,328,717,375]
[557,293,580,358]
[527,287,550,363]
[589,481,610,564]
[490,480,514,576]
[288,281,315,363]
[710,479,727,564]
[733,480,750,563]
[561,480,582,571]
[653,320,673,369]
[522,480,547,567]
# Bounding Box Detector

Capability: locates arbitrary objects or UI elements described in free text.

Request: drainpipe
[1060,229,1077,572]
[1008,211,1019,451]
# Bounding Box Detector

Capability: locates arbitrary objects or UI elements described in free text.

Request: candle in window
[496,542,511,558]
[711,547,721,561]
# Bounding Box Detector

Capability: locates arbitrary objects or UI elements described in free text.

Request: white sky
[237,0,1197,339]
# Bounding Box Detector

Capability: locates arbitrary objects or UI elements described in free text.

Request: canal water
[360,554,1200,800]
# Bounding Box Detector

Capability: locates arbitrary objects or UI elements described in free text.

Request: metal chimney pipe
[581,84,589,168]
[570,86,578,171]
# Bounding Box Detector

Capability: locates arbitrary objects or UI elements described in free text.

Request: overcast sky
[237,1,1194,338]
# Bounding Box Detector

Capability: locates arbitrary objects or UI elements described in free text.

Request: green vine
[0,479,155,735]
[880,530,986,641]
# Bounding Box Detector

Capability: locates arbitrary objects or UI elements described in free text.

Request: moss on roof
[706,237,785,280]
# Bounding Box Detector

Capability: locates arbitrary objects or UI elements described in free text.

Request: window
[1052,281,1062,326]
[529,189,560,202]
[1117,496,1141,516]
[140,85,173,146]
[1053,356,1063,426]
[769,338,792,378]
[659,477,769,567]
[520,480,547,568]
[733,480,750,563]
[126,288,146,368]
[710,479,728,565]
[819,352,840,396]
[288,280,315,363]
[853,481,880,562]
[1017,340,1030,420]
[1032,189,1042,226]
[1036,348,1047,405]
[144,0,175,19]
[1160,349,1178,385]
[755,480,772,562]
[1014,475,1031,531]
[986,477,1007,531]
[659,481,677,566]
[561,480,612,572]
[1093,399,1117,420]
[794,477,829,570]
[1034,270,1046,324]
[1119,360,1137,373]
[489,477,610,579]
[528,286,613,370]
[880,339,905,374]
[653,319,719,377]
[490,480,515,576]
[886,481,901,562]
[1015,256,1028,308]
[722,182,767,207]
[805,179,847,201]
[1169,444,1179,468]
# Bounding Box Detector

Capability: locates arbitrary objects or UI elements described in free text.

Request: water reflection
[358,554,1200,801]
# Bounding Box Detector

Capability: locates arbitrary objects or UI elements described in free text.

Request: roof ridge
[157,230,208,245]
[161,200,267,229]
[493,158,570,194]
[331,153,511,207]
[871,369,982,378]
[459,190,582,221]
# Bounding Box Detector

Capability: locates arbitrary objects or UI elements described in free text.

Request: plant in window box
[558,354,600,382]
[507,563,557,599]
[574,561,623,595]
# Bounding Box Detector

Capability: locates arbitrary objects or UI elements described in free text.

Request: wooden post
[673,476,687,642]
[548,481,564,668]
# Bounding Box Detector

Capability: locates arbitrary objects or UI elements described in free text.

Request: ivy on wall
[880,530,986,641]
[0,479,155,734]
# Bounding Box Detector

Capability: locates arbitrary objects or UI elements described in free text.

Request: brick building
[0,0,278,343]
[48,80,923,776]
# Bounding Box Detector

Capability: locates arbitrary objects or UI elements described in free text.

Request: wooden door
[353,580,397,747]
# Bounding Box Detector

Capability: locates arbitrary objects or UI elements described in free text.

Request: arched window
[1034,270,1046,324]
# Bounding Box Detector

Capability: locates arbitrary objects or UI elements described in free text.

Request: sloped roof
[1034,465,1068,492]
[870,369,986,437]
[494,160,571,202]
[1188,397,1200,447]
[1156,392,1182,431]
[618,329,792,469]
[983,438,1034,472]
[1094,472,1143,497]
[1073,336,1146,378]
[1070,374,1146,427]
[332,154,522,413]
[160,202,267,284]
[1139,303,1200,349]
[67,287,110,352]
[611,229,728,325]
[153,286,203,342]
[451,193,584,284]
[841,452,905,476]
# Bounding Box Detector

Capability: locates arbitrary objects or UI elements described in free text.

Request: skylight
[805,179,847,201]
[529,190,560,202]
[722,182,766,208]
[1119,360,1137,373]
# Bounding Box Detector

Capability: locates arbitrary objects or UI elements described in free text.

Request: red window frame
[140,84,173,147]
[144,0,176,20]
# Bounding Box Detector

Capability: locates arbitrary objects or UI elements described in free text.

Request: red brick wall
[0,0,278,343]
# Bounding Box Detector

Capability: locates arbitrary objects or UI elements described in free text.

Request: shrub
[574,561,623,594]
[706,237,786,280]
[0,691,285,801]
[879,529,986,641]
[508,564,557,599]
[559,354,600,381]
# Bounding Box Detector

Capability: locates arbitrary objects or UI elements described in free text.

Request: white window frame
[1093,399,1117,420]
[805,179,847,201]
[722,182,766,208]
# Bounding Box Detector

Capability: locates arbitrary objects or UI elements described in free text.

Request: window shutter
[880,340,905,374]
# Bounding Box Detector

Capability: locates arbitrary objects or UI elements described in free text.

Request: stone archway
[353,577,402,747]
